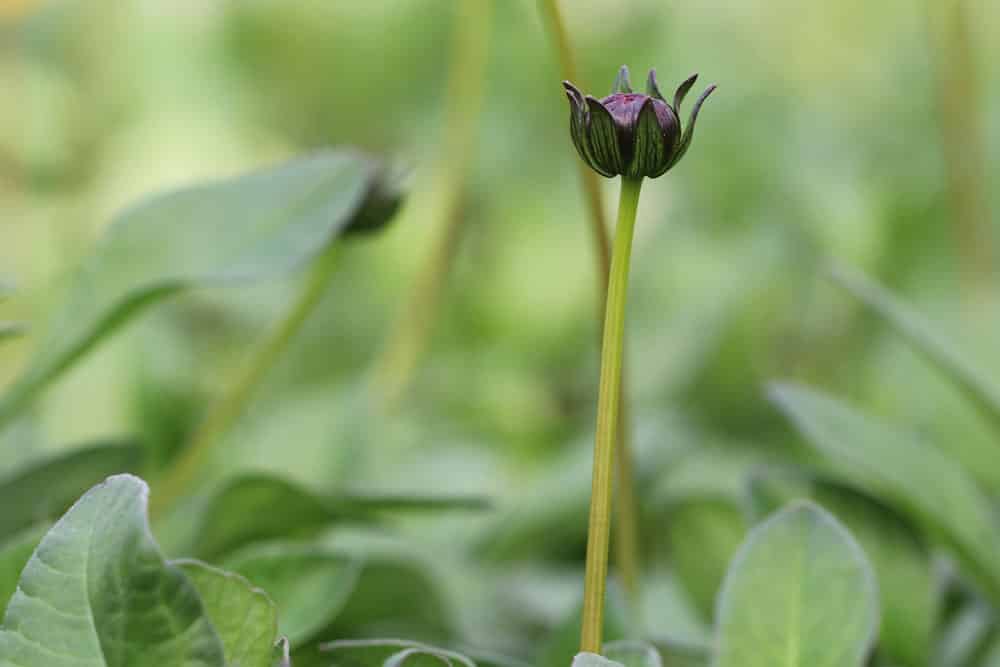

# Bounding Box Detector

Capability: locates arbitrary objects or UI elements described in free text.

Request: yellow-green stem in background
[538,0,642,617]
[928,0,993,297]
[580,176,643,653]
[371,0,492,409]
[150,243,341,518]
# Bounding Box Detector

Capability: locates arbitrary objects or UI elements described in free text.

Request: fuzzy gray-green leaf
[714,502,878,667]
[0,151,383,427]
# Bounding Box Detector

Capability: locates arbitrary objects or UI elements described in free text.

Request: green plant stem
[537,0,613,291]
[928,0,993,296]
[538,0,642,617]
[581,176,643,653]
[150,243,341,518]
[371,0,491,409]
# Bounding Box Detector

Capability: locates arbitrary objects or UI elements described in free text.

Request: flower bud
[563,66,715,179]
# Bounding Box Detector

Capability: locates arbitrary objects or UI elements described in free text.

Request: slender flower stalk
[150,242,342,518]
[371,0,492,409]
[581,176,642,651]
[927,0,993,299]
[537,0,643,616]
[564,66,715,652]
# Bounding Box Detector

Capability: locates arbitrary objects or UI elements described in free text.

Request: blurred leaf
[0,442,141,538]
[936,603,995,667]
[0,151,383,427]
[770,382,1000,602]
[175,559,278,667]
[319,639,476,667]
[667,501,746,622]
[603,640,662,667]
[0,474,224,666]
[0,324,25,343]
[714,502,878,667]
[747,472,938,667]
[572,654,624,667]
[651,448,760,622]
[223,542,362,645]
[647,638,707,667]
[324,554,453,643]
[460,650,532,667]
[193,473,489,560]
[832,265,1000,436]
[0,524,48,611]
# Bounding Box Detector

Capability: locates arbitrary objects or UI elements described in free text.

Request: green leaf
[603,640,663,667]
[0,151,384,426]
[0,524,48,611]
[0,474,224,666]
[319,639,476,667]
[223,542,362,645]
[769,382,1000,602]
[831,265,1000,436]
[193,473,488,560]
[572,654,625,667]
[714,502,878,667]
[747,473,938,667]
[175,559,278,667]
[0,442,142,538]
[0,284,24,344]
[0,324,24,343]
[323,552,452,642]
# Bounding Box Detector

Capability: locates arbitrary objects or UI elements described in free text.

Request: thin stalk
[150,243,341,518]
[371,0,492,408]
[537,0,612,283]
[538,0,642,616]
[928,0,993,295]
[581,176,643,653]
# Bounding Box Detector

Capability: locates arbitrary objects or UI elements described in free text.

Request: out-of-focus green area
[1,0,999,656]
[3,0,997,450]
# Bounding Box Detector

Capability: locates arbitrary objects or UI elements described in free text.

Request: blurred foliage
[1,0,999,665]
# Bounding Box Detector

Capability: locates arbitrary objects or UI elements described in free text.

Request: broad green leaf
[747,473,937,667]
[175,559,278,667]
[0,474,224,666]
[319,639,475,667]
[714,502,878,667]
[603,640,663,667]
[0,442,142,538]
[832,265,1000,435]
[0,151,386,426]
[0,524,48,611]
[223,542,362,644]
[770,382,1000,602]
[572,654,625,667]
[193,473,488,560]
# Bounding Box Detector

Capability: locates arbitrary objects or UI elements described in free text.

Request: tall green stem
[580,176,643,653]
[928,0,993,299]
[371,0,492,408]
[538,0,642,617]
[150,243,341,518]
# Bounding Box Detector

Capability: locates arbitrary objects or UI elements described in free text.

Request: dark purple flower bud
[563,66,716,179]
